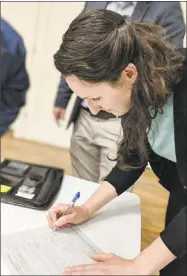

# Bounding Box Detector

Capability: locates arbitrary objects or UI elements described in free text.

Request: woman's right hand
[47,204,90,229]
[47,181,117,230]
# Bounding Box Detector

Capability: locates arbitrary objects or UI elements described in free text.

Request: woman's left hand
[63,253,141,275]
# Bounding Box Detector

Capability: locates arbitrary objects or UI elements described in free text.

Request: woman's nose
[86,101,102,115]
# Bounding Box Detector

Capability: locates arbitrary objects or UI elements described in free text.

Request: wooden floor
[1,131,169,263]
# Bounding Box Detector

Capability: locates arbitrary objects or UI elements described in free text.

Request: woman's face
[65,64,137,117]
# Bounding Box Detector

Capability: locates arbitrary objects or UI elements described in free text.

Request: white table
[1,175,141,275]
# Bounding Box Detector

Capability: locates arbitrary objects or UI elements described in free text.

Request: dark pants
[160,164,187,276]
[0,109,19,136]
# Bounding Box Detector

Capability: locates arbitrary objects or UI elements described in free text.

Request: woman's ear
[123,63,137,85]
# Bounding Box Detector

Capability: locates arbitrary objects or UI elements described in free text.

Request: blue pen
[53,191,80,231]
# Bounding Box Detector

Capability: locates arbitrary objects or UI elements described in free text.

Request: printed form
[1,225,102,275]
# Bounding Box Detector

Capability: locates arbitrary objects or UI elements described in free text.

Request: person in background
[0,18,29,136]
[49,9,186,276]
[53,2,185,186]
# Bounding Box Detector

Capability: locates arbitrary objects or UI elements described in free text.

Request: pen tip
[52,226,56,232]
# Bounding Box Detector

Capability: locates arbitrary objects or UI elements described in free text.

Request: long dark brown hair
[54,9,184,170]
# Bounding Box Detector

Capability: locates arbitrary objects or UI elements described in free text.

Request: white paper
[1,225,102,275]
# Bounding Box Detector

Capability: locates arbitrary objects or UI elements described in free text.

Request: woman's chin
[112,111,125,117]
[106,109,127,117]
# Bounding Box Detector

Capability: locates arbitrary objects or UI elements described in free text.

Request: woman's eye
[92,97,100,101]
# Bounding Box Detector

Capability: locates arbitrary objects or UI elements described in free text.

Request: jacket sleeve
[158,2,185,48]
[16,36,26,57]
[104,164,146,195]
[160,206,187,258]
[54,79,73,108]
[3,53,29,109]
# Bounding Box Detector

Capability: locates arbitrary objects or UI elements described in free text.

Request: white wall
[2,2,186,148]
[1,2,84,148]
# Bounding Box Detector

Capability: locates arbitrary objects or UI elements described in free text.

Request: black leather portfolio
[0,159,64,210]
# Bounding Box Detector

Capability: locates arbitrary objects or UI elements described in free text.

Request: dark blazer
[0,51,29,136]
[54,1,185,128]
[105,48,187,259]
[0,52,29,112]
[0,19,29,135]
[1,18,26,56]
[0,18,29,112]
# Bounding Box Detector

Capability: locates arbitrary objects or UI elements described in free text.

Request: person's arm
[2,53,29,109]
[48,166,146,228]
[134,206,187,274]
[160,206,187,258]
[55,79,73,108]
[159,2,185,48]
[63,235,176,275]
[83,181,118,216]
[134,236,176,274]
[16,36,26,57]
[83,164,146,216]
[104,163,146,195]
[53,79,74,124]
